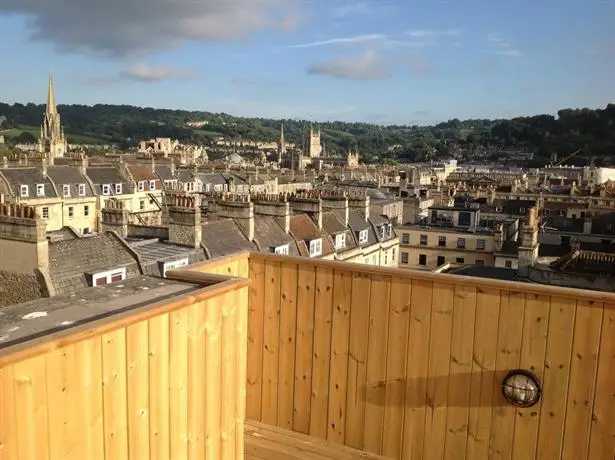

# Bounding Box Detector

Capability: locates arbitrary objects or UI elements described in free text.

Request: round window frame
[501,369,542,408]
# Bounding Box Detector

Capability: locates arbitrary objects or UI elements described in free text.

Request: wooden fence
[0,273,249,460]
[246,252,615,460]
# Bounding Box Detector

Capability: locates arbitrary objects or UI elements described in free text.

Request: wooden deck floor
[245,421,387,459]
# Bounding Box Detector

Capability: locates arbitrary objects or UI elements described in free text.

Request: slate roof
[155,165,176,181]
[128,239,206,277]
[86,167,133,195]
[201,219,257,259]
[46,166,95,197]
[347,210,378,247]
[128,164,160,182]
[541,216,584,233]
[48,233,140,296]
[288,214,334,257]
[590,212,615,236]
[253,216,299,255]
[321,212,357,253]
[369,214,397,242]
[176,169,194,183]
[0,168,56,198]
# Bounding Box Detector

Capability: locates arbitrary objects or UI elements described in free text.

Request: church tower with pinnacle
[38,73,67,159]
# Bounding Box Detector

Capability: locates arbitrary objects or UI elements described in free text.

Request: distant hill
[1,102,614,165]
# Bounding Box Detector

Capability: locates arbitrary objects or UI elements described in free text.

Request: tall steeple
[38,72,67,159]
[278,122,286,165]
[47,73,57,115]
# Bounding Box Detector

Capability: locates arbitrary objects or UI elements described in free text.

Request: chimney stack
[320,190,349,226]
[289,190,323,230]
[348,193,370,222]
[252,193,291,233]
[518,206,539,277]
[2,157,7,169]
[168,194,202,248]
[101,199,129,238]
[0,203,48,273]
[80,154,89,176]
[41,157,48,177]
[215,193,255,241]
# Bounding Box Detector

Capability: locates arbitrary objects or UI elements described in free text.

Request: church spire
[47,73,57,115]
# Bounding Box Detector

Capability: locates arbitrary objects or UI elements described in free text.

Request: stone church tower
[38,73,67,159]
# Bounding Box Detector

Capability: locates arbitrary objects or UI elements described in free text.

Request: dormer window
[138,181,145,192]
[309,238,322,257]
[115,184,122,194]
[102,184,111,195]
[274,244,289,255]
[78,184,86,197]
[20,185,28,197]
[91,267,127,286]
[63,185,70,197]
[36,184,45,196]
[379,226,386,240]
[388,224,393,237]
[358,229,368,245]
[149,180,156,190]
[335,233,346,250]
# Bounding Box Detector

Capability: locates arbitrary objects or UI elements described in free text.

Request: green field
[0,125,112,144]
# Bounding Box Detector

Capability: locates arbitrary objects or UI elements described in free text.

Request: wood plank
[381,277,411,459]
[247,257,265,421]
[278,263,298,430]
[326,270,353,445]
[363,275,392,454]
[221,291,238,460]
[423,283,455,460]
[101,329,129,460]
[169,308,189,460]
[262,260,282,426]
[0,364,17,460]
[587,304,615,459]
[126,321,150,460]
[310,267,335,439]
[402,279,433,459]
[443,285,477,460]
[293,264,316,435]
[488,291,525,460]
[535,296,576,460]
[465,287,501,460]
[561,300,604,460]
[205,290,223,459]
[344,271,372,450]
[187,301,207,460]
[236,286,250,460]
[511,293,550,460]
[148,313,170,460]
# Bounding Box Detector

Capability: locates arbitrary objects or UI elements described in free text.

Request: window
[420,234,428,245]
[388,224,393,237]
[63,185,70,197]
[36,184,45,196]
[475,259,485,266]
[83,227,91,234]
[68,206,74,218]
[520,207,525,213]
[102,184,111,195]
[401,252,409,264]
[437,256,445,266]
[138,181,145,192]
[335,233,346,250]
[84,205,89,217]
[140,200,145,210]
[561,236,571,246]
[384,253,388,265]
[456,257,465,263]
[92,267,127,286]
[274,244,289,255]
[79,184,86,197]
[505,260,513,268]
[42,207,49,219]
[476,239,486,250]
[358,230,368,245]
[418,254,427,265]
[438,236,446,247]
[457,238,466,249]
[149,180,156,190]
[162,258,190,277]
[309,238,323,257]
[601,239,612,245]
[401,233,410,244]
[392,248,396,262]
[20,185,28,197]
[115,184,122,194]
[379,226,386,240]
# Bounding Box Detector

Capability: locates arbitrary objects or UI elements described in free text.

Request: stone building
[38,74,68,159]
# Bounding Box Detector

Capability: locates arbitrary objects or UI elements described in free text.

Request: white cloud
[0,0,298,57]
[486,32,522,57]
[405,29,461,38]
[332,1,370,18]
[306,50,389,80]
[283,33,386,49]
[80,64,196,85]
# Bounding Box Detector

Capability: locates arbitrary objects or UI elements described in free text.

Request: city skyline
[0,0,613,125]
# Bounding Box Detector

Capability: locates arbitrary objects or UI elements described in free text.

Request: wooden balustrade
[246,252,615,460]
[0,273,249,460]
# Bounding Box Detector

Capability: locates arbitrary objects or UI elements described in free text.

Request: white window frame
[162,258,190,277]
[63,184,70,197]
[335,233,346,250]
[379,226,386,240]
[388,224,393,237]
[115,183,122,194]
[309,238,323,257]
[102,184,111,195]
[42,207,49,219]
[138,181,145,192]
[20,185,28,197]
[149,180,156,190]
[92,267,127,286]
[78,184,86,197]
[36,183,45,196]
[274,244,289,255]
[358,229,368,245]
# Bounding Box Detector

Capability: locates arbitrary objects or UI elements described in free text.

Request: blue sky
[0,0,613,125]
